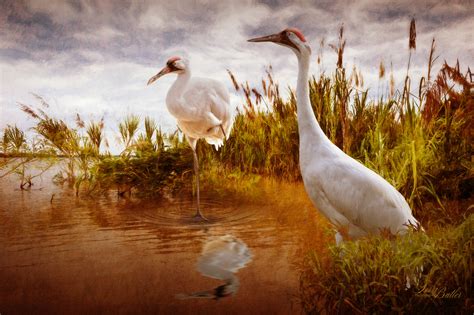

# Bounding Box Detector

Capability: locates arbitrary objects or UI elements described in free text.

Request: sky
[1,0,473,153]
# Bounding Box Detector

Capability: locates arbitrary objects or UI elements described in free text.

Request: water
[0,161,329,314]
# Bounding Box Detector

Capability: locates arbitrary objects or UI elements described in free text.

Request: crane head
[247,28,311,55]
[147,56,187,86]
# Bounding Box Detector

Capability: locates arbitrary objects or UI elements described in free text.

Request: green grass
[299,214,473,314]
[1,107,193,196]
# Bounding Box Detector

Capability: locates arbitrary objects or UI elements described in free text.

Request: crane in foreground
[248,28,420,243]
[147,57,234,220]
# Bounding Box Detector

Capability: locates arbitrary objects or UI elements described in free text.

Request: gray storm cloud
[1,0,473,153]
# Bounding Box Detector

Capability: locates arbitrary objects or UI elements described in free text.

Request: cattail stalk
[427,38,436,82]
[407,18,417,76]
[390,62,395,98]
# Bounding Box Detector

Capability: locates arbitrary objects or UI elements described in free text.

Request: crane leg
[219,124,227,139]
[192,148,207,221]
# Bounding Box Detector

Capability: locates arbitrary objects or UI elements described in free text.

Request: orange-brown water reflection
[0,163,330,314]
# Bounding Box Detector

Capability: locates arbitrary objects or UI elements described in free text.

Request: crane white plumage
[147,56,234,220]
[248,28,420,243]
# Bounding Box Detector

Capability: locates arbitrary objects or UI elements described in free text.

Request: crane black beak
[247,33,282,43]
[147,66,171,86]
[248,32,299,52]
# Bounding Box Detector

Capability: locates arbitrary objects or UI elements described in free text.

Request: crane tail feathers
[205,138,224,150]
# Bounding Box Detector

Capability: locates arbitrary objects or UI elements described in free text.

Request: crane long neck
[296,53,326,146]
[167,70,191,104]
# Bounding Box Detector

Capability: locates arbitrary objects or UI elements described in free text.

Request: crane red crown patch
[167,56,181,63]
[285,28,306,42]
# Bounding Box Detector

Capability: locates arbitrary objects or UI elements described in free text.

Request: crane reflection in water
[177,235,252,300]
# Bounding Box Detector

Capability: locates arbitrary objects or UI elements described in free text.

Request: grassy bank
[299,214,473,314]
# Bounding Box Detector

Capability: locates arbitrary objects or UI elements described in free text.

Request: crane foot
[193,211,208,222]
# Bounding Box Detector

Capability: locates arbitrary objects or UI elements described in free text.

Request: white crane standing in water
[248,28,420,243]
[147,57,234,220]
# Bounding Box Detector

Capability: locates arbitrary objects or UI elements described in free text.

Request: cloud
[0,0,473,154]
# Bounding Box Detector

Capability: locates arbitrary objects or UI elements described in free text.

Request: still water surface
[0,164,329,314]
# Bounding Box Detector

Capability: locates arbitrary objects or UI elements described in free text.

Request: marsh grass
[0,124,55,188]
[196,66,300,180]
[299,214,473,314]
[1,103,193,196]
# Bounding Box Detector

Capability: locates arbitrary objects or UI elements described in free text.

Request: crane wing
[305,155,415,234]
[180,77,230,123]
[170,77,233,147]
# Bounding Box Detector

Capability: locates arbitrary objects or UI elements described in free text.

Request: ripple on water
[127,195,265,231]
[110,193,286,254]
[1,176,312,258]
